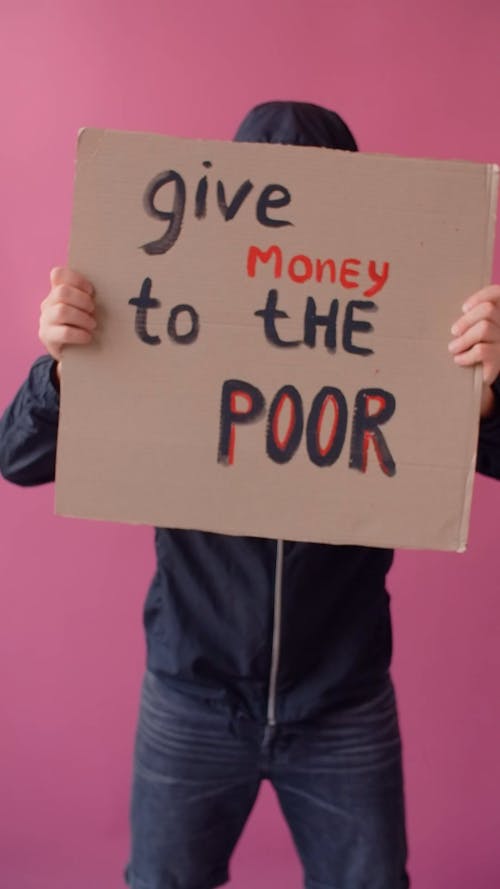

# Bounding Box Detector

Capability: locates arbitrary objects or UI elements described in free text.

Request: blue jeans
[124,671,409,889]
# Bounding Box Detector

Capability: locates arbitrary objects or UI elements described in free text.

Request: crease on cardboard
[457,163,499,552]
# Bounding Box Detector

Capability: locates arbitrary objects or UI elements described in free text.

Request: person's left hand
[448,284,500,418]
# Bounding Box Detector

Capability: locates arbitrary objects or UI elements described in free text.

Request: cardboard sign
[55,129,498,551]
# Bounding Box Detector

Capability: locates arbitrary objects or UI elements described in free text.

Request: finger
[462,284,500,313]
[52,325,93,347]
[50,266,94,296]
[44,302,97,333]
[453,343,500,384]
[45,283,96,315]
[448,319,500,355]
[451,301,500,337]
[39,325,93,360]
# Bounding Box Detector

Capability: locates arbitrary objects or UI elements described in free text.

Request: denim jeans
[124,670,409,889]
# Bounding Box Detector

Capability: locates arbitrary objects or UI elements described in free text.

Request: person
[1,101,500,889]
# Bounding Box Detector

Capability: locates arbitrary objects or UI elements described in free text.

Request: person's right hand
[39,267,96,382]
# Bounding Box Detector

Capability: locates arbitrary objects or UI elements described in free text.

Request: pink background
[1,2,499,887]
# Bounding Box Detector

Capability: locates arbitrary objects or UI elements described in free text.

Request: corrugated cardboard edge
[67,128,106,260]
[457,163,499,552]
[55,128,106,512]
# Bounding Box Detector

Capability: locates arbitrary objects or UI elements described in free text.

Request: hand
[39,267,96,380]
[448,284,500,418]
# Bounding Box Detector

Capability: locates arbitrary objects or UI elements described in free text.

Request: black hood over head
[234,100,358,152]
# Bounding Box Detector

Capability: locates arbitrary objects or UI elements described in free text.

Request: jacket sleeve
[0,355,60,486]
[476,375,500,480]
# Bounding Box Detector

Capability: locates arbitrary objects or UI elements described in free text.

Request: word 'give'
[141,163,293,256]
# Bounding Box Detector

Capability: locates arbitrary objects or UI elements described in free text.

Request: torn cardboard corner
[55,128,498,551]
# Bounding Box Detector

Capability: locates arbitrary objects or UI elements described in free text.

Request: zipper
[266,538,284,728]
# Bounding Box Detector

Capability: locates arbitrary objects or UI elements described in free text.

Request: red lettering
[340,258,360,289]
[316,393,341,457]
[228,390,256,465]
[361,394,392,475]
[246,248,390,296]
[272,391,297,451]
[246,244,282,278]
[315,258,336,284]
[364,261,390,297]
[288,254,313,283]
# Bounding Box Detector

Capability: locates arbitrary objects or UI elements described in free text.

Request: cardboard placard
[55,129,498,551]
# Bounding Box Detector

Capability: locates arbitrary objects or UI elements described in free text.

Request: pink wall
[1,2,499,887]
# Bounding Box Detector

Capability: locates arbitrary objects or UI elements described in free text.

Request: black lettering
[306,387,347,466]
[141,170,186,255]
[128,277,161,345]
[255,289,301,348]
[217,179,254,221]
[350,389,396,476]
[267,385,304,464]
[256,185,293,228]
[304,297,339,351]
[194,161,212,219]
[342,301,377,356]
[167,305,199,345]
[218,380,265,465]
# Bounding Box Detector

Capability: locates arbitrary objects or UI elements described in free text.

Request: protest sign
[55,128,498,550]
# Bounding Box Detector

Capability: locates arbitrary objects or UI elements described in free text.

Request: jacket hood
[234,100,358,151]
